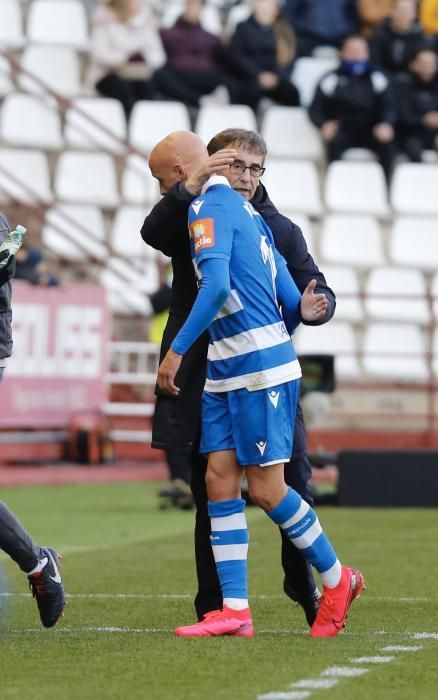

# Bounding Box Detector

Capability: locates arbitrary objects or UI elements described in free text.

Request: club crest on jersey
[190,218,215,252]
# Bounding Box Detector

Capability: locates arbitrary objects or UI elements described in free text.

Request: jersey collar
[201,175,231,194]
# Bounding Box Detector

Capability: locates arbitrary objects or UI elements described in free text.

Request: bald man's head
[149,131,208,195]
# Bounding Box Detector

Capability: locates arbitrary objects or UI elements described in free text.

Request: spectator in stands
[283,0,359,57]
[397,48,438,160]
[228,0,300,110]
[358,0,393,37]
[370,0,428,80]
[308,35,398,181]
[87,0,165,117]
[14,241,59,287]
[420,0,438,47]
[154,0,240,108]
[0,212,66,629]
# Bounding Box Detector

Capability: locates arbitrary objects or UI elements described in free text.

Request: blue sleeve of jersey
[276,263,302,335]
[171,257,231,355]
[188,196,233,265]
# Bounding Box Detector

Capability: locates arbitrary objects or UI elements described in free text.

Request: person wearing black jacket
[397,48,438,161]
[141,130,336,627]
[309,34,398,180]
[0,212,66,629]
[370,0,427,79]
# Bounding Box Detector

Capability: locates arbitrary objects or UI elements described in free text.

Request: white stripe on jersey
[211,513,247,531]
[215,289,244,319]
[207,321,290,362]
[205,359,302,393]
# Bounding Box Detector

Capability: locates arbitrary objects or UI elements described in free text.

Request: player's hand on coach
[157,348,183,396]
[185,149,238,195]
[300,279,328,321]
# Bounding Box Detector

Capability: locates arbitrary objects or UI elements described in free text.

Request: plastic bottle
[0,225,27,269]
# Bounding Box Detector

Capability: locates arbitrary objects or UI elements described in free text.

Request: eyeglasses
[229,162,266,178]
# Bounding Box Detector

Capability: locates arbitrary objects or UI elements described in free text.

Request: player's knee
[205,466,238,501]
[247,484,276,512]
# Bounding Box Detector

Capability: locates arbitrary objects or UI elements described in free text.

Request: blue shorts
[200,380,300,467]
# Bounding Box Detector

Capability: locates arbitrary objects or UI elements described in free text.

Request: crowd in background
[84,0,438,177]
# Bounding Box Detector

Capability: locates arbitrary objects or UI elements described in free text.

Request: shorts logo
[190,218,215,252]
[256,441,267,456]
[269,391,280,409]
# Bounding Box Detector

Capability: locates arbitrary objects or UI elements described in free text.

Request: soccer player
[158,169,365,638]
[0,211,66,628]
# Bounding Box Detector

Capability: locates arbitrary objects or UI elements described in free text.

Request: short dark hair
[207,129,267,159]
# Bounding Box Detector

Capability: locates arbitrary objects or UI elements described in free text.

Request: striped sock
[208,498,249,610]
[267,487,341,588]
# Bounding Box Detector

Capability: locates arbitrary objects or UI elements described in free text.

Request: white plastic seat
[294,321,360,379]
[106,257,159,296]
[18,46,82,97]
[0,57,13,97]
[54,151,119,207]
[261,106,323,161]
[100,269,153,316]
[291,56,339,107]
[121,155,160,205]
[389,217,438,272]
[320,265,363,322]
[324,161,390,218]
[0,148,52,205]
[390,163,438,215]
[42,204,107,261]
[262,160,323,216]
[281,212,315,255]
[362,322,429,381]
[365,267,430,325]
[0,0,25,48]
[112,206,157,259]
[65,98,127,154]
[129,101,190,154]
[0,93,63,150]
[224,3,252,38]
[195,104,257,145]
[27,0,89,50]
[320,214,385,267]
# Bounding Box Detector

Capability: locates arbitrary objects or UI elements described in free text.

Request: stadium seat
[129,101,190,154]
[261,106,323,160]
[291,56,339,108]
[324,161,390,218]
[320,265,363,321]
[42,204,107,261]
[112,206,157,259]
[0,148,52,205]
[121,154,160,205]
[389,216,438,272]
[281,212,315,255]
[390,163,438,216]
[27,0,89,50]
[294,321,360,378]
[320,214,385,267]
[262,160,323,216]
[362,322,429,382]
[100,268,153,316]
[18,46,82,97]
[0,0,25,49]
[431,273,438,320]
[365,267,430,325]
[0,57,13,97]
[0,93,63,150]
[65,98,127,154]
[342,148,378,162]
[224,3,252,36]
[107,256,159,296]
[54,151,119,207]
[195,104,257,145]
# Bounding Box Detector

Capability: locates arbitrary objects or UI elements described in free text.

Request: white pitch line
[258,693,311,700]
[292,680,338,689]
[321,667,369,678]
[413,633,438,639]
[381,645,422,652]
[351,656,394,664]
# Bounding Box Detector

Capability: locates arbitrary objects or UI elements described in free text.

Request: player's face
[225,146,265,201]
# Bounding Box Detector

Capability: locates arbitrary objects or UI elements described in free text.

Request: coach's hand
[157,348,183,396]
[300,279,328,322]
[185,149,237,195]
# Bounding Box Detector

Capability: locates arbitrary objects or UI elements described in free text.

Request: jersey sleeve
[188,196,234,265]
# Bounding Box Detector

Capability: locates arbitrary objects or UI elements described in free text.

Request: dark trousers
[0,501,43,572]
[154,68,240,107]
[190,405,317,620]
[95,73,156,118]
[240,78,300,111]
[327,125,397,182]
[400,128,438,162]
[165,448,192,483]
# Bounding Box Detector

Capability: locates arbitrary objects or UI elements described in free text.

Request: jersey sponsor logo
[268,390,280,409]
[191,199,204,215]
[190,218,215,252]
[255,440,267,456]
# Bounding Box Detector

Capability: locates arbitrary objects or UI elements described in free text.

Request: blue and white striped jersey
[188,177,302,393]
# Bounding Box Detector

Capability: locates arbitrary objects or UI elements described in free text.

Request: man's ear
[174,165,185,181]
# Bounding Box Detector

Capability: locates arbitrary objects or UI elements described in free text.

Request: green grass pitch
[0,482,437,700]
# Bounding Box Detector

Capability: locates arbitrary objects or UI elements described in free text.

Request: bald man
[141,129,336,627]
